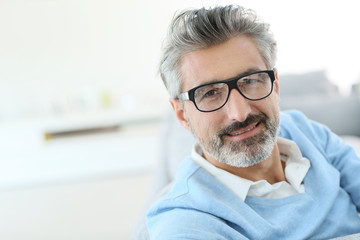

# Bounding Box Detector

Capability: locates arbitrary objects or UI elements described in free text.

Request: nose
[223,89,252,122]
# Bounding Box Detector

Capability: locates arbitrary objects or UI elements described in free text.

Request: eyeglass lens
[194,72,272,111]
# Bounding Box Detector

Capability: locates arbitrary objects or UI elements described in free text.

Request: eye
[243,78,260,85]
[203,89,218,98]
[194,83,227,103]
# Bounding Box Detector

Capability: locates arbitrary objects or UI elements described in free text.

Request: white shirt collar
[191,137,310,201]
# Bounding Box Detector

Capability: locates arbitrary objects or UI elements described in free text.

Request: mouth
[218,114,268,141]
[227,122,260,136]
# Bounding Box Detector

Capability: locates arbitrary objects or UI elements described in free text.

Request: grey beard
[191,113,280,168]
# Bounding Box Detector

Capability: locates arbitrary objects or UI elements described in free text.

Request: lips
[218,114,267,140]
[228,122,259,136]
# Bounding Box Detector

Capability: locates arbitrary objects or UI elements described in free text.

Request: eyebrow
[200,67,263,86]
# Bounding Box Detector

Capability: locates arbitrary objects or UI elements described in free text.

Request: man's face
[170,35,280,168]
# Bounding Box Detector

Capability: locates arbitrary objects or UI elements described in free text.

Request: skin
[170,35,286,184]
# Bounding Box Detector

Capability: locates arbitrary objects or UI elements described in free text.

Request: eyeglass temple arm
[179,92,190,101]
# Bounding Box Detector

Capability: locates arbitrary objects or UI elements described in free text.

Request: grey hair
[159,5,278,98]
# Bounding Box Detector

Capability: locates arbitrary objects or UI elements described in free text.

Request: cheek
[265,96,280,117]
[251,95,279,117]
[189,112,219,138]
[271,94,280,111]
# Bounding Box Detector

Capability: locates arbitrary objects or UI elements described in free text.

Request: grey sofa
[279,70,360,137]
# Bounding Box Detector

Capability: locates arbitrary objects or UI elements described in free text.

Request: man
[146,5,360,239]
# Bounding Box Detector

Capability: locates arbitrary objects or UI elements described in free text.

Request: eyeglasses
[179,70,275,112]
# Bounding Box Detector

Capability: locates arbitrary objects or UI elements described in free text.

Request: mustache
[218,113,268,138]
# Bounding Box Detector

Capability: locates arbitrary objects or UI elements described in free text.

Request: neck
[205,143,285,184]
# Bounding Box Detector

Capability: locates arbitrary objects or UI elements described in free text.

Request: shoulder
[147,157,227,211]
[146,158,204,218]
[278,110,357,165]
[146,158,245,239]
[279,110,313,128]
[278,110,335,157]
[279,110,330,141]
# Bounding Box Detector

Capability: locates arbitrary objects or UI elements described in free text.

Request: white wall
[0,0,170,120]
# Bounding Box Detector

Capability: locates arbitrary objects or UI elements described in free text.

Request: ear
[169,98,191,130]
[273,68,280,95]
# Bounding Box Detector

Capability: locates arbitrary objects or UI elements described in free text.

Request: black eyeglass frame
[179,70,276,112]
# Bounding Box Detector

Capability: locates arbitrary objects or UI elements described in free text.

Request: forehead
[179,35,267,91]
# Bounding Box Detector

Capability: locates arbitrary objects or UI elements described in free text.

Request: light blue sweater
[146,111,360,239]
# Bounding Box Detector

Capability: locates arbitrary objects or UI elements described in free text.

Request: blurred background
[1,0,359,239]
